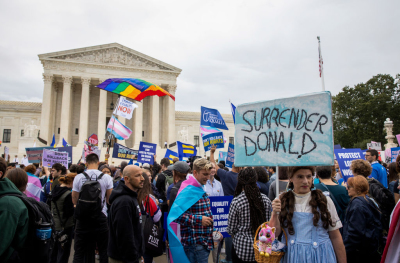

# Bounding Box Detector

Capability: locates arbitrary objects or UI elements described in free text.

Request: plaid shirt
[227,192,272,261]
[175,192,214,250]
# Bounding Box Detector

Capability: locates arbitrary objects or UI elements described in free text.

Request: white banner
[113,97,137,120]
[367,142,382,151]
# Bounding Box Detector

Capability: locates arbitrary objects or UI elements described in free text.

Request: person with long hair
[137,172,161,263]
[227,167,272,263]
[343,176,382,263]
[269,166,346,263]
[254,167,269,196]
[50,173,77,263]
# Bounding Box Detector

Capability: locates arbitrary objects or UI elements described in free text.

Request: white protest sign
[113,97,137,120]
[367,142,382,151]
[42,149,68,168]
[234,92,334,166]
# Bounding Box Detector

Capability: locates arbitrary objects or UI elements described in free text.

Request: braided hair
[234,167,266,235]
[279,166,334,235]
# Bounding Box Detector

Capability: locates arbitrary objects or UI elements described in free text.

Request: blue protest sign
[334,144,342,149]
[391,147,400,162]
[226,143,235,168]
[202,132,224,152]
[234,92,334,167]
[209,196,233,237]
[112,143,138,160]
[334,149,364,182]
[137,142,157,164]
[201,106,228,130]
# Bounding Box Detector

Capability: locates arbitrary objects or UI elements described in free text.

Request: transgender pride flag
[200,125,227,143]
[107,116,132,140]
[25,173,42,201]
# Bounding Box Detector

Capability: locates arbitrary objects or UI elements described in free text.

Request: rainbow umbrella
[97,78,175,101]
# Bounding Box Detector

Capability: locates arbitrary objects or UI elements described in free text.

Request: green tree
[332,74,400,149]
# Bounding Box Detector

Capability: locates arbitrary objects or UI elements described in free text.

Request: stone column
[59,75,73,145]
[133,101,143,149]
[97,79,108,148]
[78,77,91,145]
[150,95,160,146]
[39,74,54,144]
[166,85,177,146]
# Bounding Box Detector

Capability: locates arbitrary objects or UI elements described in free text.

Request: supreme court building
[0,43,234,163]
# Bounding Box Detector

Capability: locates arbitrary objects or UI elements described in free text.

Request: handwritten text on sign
[137,142,156,165]
[209,196,233,238]
[234,92,334,166]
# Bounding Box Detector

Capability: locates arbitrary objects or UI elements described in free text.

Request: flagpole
[106,96,120,154]
[317,36,325,91]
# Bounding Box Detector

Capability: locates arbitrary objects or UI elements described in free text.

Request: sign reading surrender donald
[234,92,334,166]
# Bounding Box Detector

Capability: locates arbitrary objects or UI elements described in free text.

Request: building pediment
[38,43,181,73]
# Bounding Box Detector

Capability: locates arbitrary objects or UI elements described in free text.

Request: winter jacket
[0,178,29,262]
[343,196,382,257]
[108,183,144,263]
[50,185,74,231]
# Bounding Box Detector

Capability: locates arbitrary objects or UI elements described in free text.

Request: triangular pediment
[38,43,181,73]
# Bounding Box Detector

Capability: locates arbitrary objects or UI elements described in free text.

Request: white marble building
[0,43,234,164]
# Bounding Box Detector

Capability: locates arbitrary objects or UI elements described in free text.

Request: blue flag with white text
[200,106,228,130]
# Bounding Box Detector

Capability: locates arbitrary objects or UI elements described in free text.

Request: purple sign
[42,149,68,168]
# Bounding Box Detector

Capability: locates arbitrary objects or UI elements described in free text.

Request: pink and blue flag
[25,173,42,201]
[167,176,205,263]
[107,116,132,140]
[200,125,227,143]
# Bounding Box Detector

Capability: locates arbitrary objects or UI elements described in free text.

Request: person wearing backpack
[1,161,55,263]
[155,157,172,202]
[72,153,113,263]
[50,172,77,263]
[315,166,350,225]
[351,159,395,234]
[0,158,29,263]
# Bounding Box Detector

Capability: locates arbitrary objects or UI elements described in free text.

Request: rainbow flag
[97,78,175,102]
[107,116,132,140]
[167,176,205,263]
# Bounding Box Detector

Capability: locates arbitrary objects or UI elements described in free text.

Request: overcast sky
[0,0,399,113]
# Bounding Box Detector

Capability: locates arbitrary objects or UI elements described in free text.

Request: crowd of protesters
[1,146,400,263]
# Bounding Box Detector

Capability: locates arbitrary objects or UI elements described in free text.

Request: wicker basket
[253,222,287,263]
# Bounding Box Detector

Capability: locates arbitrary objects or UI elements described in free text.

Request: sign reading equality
[202,132,224,152]
[209,196,233,238]
[234,92,334,167]
[200,106,228,130]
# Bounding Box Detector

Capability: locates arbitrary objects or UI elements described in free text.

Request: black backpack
[367,178,396,233]
[0,193,55,263]
[74,172,104,221]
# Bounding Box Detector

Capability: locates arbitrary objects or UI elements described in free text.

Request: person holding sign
[227,168,272,262]
[269,166,346,263]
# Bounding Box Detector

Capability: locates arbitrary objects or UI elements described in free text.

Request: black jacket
[51,185,74,230]
[108,183,143,263]
[156,170,173,201]
[343,196,382,257]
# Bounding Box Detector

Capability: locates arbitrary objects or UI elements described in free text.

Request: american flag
[318,37,323,77]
